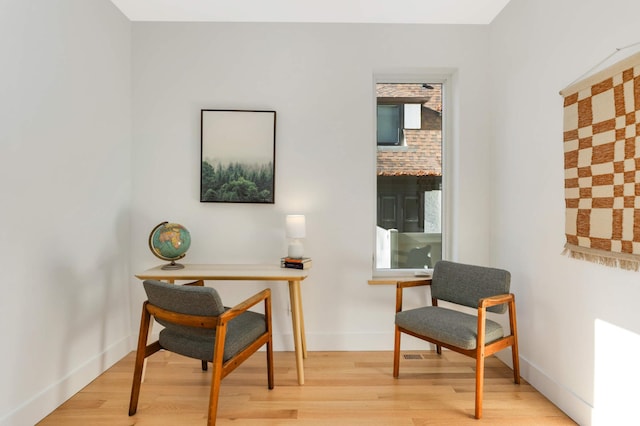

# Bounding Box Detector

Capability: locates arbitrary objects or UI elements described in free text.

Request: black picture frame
[200,109,276,203]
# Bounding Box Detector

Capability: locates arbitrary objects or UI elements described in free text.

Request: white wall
[0,1,132,424]
[130,23,493,351]
[490,1,640,424]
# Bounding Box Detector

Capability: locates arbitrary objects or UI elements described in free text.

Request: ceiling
[109,0,511,24]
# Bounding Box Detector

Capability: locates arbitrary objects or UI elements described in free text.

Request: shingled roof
[376,83,442,177]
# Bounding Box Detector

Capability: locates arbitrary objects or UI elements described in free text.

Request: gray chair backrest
[431,261,511,314]
[142,280,226,334]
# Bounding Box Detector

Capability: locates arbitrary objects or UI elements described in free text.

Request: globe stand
[161,261,185,270]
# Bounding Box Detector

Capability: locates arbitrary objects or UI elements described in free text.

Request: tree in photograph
[201,161,273,202]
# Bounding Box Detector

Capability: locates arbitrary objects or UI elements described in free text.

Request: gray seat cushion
[143,280,267,362]
[396,306,504,350]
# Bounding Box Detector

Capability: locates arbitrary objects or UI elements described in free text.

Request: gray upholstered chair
[129,279,273,425]
[393,260,520,419]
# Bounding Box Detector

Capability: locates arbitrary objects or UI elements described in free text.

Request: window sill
[369,269,433,285]
[377,145,408,152]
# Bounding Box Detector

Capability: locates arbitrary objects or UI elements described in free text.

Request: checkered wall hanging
[560,52,640,270]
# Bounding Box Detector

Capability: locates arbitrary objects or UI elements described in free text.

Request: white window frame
[372,72,453,277]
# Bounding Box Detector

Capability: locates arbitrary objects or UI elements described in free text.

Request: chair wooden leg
[207,324,227,426]
[431,298,442,355]
[511,344,520,384]
[129,305,152,416]
[475,353,485,419]
[265,295,274,389]
[393,326,401,378]
[509,299,521,384]
[266,339,274,389]
[128,347,146,415]
[202,360,208,371]
[475,305,488,419]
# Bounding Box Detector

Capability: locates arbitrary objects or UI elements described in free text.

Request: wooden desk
[136,264,309,385]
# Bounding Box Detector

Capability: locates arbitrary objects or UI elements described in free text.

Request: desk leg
[288,280,305,385]
[296,284,307,359]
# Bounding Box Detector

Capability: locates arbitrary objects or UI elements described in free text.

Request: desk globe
[148,222,191,270]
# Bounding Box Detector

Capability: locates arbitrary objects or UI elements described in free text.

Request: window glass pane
[379,195,397,229]
[404,196,419,222]
[377,105,400,144]
[376,82,443,270]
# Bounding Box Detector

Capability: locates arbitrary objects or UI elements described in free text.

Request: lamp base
[288,240,304,259]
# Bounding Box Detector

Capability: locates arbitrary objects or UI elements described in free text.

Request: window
[376,103,423,145]
[375,81,445,271]
[377,104,402,145]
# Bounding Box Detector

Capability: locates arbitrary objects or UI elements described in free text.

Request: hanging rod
[559,41,640,96]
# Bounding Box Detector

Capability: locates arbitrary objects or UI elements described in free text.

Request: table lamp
[286,214,306,258]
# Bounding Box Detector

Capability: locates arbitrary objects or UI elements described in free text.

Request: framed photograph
[201,109,276,203]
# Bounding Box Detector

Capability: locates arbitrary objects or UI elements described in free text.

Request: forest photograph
[200,109,276,203]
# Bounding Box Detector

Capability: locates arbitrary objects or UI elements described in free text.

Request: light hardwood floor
[38,350,575,425]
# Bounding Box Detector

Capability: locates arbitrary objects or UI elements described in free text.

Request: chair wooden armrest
[477,293,517,338]
[396,279,432,313]
[478,293,514,309]
[146,303,220,328]
[145,289,271,328]
[397,279,432,289]
[220,289,271,324]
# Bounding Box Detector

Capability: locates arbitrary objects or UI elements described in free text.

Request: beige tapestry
[561,52,640,270]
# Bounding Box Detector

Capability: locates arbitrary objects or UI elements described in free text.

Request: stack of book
[280,257,312,270]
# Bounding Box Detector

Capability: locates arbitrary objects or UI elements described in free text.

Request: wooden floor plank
[37,350,576,425]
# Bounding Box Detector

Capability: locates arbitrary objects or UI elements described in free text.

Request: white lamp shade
[286,215,306,239]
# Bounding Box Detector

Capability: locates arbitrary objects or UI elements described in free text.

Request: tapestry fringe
[562,244,640,271]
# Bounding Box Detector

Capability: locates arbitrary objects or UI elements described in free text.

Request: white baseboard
[499,352,592,425]
[1,336,132,426]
